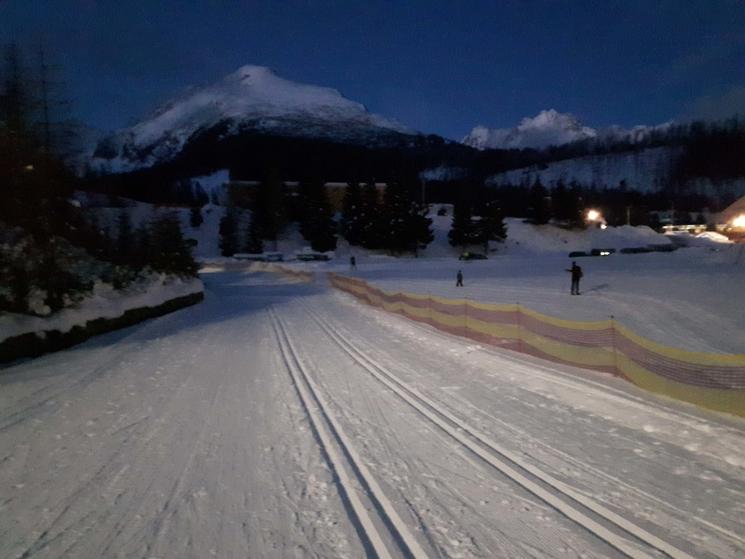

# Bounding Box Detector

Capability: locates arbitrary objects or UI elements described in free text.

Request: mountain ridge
[463,109,673,151]
[92,65,417,172]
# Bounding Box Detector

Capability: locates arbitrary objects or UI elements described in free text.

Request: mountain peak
[92,65,411,171]
[463,109,597,151]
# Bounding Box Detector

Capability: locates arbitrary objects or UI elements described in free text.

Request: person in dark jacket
[456,270,463,287]
[565,261,583,295]
[350,255,356,269]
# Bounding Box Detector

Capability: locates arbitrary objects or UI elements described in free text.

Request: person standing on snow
[456,270,463,287]
[565,261,583,295]
[350,255,356,270]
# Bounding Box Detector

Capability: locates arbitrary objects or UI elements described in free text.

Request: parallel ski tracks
[269,307,429,559]
[301,303,697,559]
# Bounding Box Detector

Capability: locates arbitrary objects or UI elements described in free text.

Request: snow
[189,168,230,198]
[665,231,734,248]
[488,146,682,192]
[0,274,203,343]
[1,265,743,558]
[463,109,674,151]
[93,66,410,170]
[463,110,597,150]
[79,195,741,356]
[336,246,745,355]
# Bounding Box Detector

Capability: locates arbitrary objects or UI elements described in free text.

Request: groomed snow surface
[1,263,744,558]
[0,274,204,343]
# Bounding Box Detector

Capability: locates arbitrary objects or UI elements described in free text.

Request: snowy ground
[1,266,744,558]
[0,275,203,343]
[318,246,745,355]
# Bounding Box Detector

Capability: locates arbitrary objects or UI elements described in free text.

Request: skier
[565,261,583,295]
[350,255,356,270]
[456,270,463,287]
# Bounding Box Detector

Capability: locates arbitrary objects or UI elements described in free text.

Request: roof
[719,196,745,223]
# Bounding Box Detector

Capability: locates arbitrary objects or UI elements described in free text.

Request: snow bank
[0,274,203,343]
[665,231,734,248]
[503,219,669,254]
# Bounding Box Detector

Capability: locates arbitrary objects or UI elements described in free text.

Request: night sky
[3,0,745,139]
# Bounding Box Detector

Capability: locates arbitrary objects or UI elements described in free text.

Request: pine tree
[378,182,432,254]
[219,207,239,257]
[254,169,286,249]
[189,205,203,228]
[298,179,337,252]
[243,215,264,254]
[449,203,476,248]
[133,223,152,269]
[479,201,508,252]
[115,210,134,263]
[529,179,552,224]
[149,213,198,276]
[409,203,434,256]
[341,181,364,246]
[37,241,86,312]
[359,181,382,248]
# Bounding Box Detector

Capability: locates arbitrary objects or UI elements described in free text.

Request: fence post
[517,302,524,353]
[610,315,618,375]
[464,298,468,337]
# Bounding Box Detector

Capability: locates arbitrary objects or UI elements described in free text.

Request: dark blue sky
[3,0,745,139]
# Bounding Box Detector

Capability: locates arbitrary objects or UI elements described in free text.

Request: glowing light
[732,214,745,229]
[586,209,601,222]
[600,223,608,230]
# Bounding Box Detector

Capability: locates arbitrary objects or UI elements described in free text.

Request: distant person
[456,270,463,287]
[350,256,356,270]
[565,261,583,295]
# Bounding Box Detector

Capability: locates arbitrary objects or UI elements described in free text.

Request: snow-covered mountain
[463,110,597,150]
[463,109,673,151]
[92,65,413,172]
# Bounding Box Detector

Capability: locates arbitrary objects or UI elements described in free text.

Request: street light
[732,214,745,229]
[586,209,601,222]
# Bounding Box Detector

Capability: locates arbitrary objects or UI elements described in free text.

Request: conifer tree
[254,169,286,249]
[529,179,552,224]
[449,203,477,248]
[189,205,203,228]
[115,210,134,262]
[379,182,433,254]
[298,179,337,252]
[479,201,508,252]
[149,213,198,276]
[219,207,239,257]
[341,181,364,246]
[359,181,382,248]
[243,215,264,254]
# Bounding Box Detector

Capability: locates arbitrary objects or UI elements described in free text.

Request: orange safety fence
[328,273,745,417]
[252,262,314,283]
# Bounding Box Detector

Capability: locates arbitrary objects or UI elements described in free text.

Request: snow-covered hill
[488,146,682,191]
[486,146,745,197]
[92,65,413,172]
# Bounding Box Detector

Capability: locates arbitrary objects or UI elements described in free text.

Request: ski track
[296,301,694,559]
[0,267,743,558]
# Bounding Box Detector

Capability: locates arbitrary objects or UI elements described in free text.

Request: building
[716,196,745,242]
[225,180,387,211]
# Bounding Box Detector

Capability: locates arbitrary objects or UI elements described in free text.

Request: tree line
[0,43,198,315]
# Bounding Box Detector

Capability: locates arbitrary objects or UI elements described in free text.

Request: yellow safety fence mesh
[328,273,745,417]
